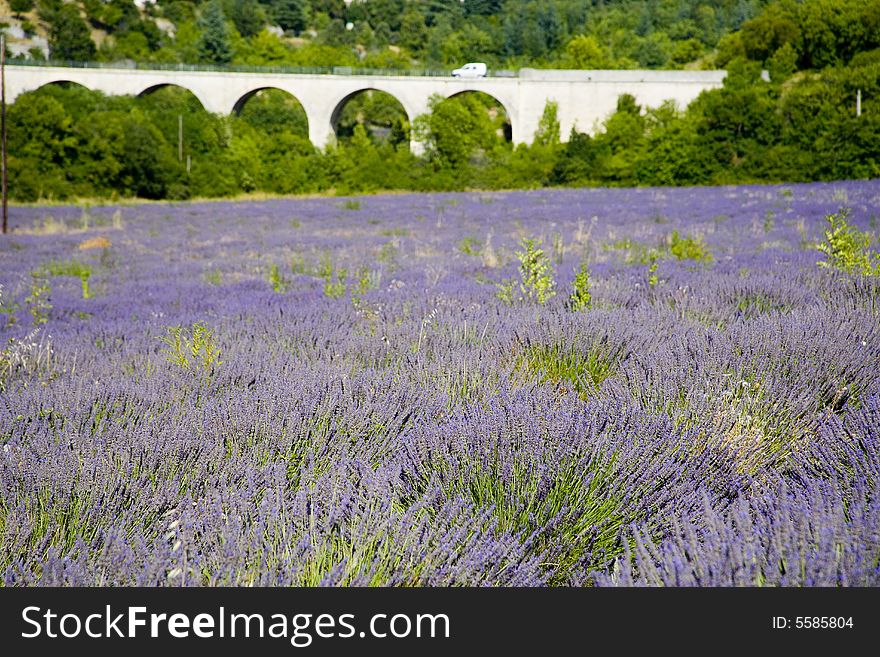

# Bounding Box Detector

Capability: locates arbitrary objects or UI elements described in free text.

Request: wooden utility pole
[178,114,183,161]
[1,34,8,235]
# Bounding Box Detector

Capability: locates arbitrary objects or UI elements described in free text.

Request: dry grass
[78,236,112,250]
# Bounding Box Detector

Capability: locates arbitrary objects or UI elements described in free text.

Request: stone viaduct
[6,64,726,151]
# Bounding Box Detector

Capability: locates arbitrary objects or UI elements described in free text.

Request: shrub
[496,237,558,305]
[516,237,556,304]
[352,267,381,296]
[158,322,223,375]
[458,236,482,255]
[668,230,713,262]
[569,263,592,311]
[647,250,661,288]
[815,208,880,276]
[26,275,52,326]
[267,263,291,294]
[323,269,348,299]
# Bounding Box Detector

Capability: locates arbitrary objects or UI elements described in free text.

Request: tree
[237,29,296,65]
[425,16,454,65]
[312,0,346,21]
[272,0,309,35]
[565,35,610,69]
[104,30,151,61]
[7,92,77,169]
[10,0,35,17]
[767,42,798,82]
[364,0,405,32]
[464,0,503,17]
[237,89,308,138]
[74,110,127,194]
[635,103,712,185]
[388,117,410,148]
[671,38,704,66]
[551,128,597,184]
[635,34,670,68]
[373,22,392,46]
[198,1,234,64]
[48,5,97,61]
[320,19,352,47]
[230,0,266,38]
[695,4,719,45]
[537,4,563,53]
[690,59,781,178]
[520,16,548,59]
[502,12,524,58]
[118,113,177,198]
[592,94,647,183]
[799,0,880,70]
[398,11,428,55]
[714,32,746,67]
[84,0,139,31]
[335,91,408,144]
[739,2,801,64]
[414,93,503,170]
[534,101,560,146]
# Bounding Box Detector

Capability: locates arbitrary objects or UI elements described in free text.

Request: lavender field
[1,182,879,587]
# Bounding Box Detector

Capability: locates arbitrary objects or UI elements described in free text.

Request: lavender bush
[1,181,879,586]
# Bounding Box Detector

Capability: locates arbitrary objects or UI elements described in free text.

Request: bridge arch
[443,90,514,143]
[232,87,309,139]
[137,83,209,111]
[34,80,92,93]
[329,88,410,145]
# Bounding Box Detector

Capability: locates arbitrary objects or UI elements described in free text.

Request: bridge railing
[8,58,520,78]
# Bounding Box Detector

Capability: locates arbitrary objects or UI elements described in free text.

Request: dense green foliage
[6,50,879,202]
[5,0,876,76]
[46,4,97,62]
[4,0,879,201]
[8,0,779,70]
[197,0,235,64]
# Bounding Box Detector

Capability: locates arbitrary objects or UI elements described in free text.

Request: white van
[452,63,488,78]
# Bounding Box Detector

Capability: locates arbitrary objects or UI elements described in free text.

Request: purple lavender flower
[1,180,879,585]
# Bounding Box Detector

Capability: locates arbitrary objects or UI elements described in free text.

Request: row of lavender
[1,181,879,585]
